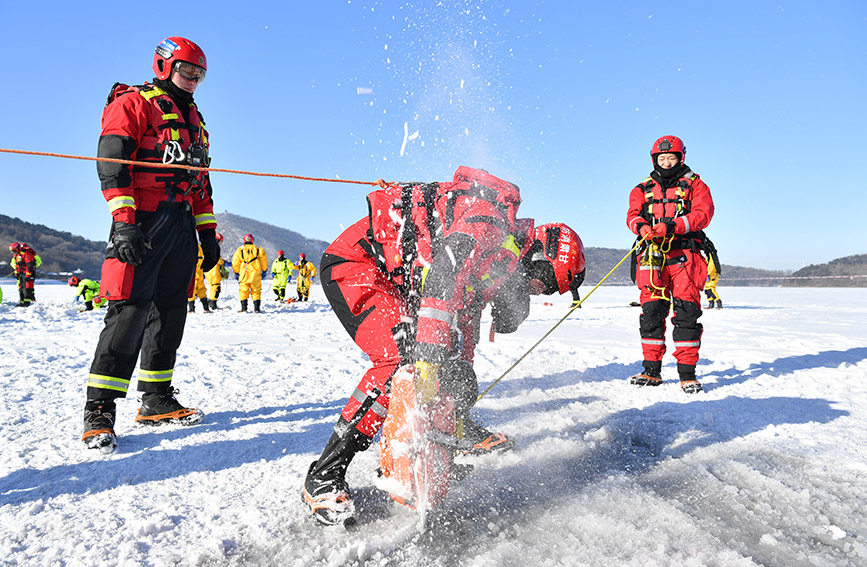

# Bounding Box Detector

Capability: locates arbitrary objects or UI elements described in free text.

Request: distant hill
[782,253,867,287]
[214,211,329,266]
[582,245,789,288]
[1,213,106,279]
[3,211,861,286]
[0,211,330,280]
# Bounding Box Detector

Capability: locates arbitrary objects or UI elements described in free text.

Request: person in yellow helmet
[204,232,227,310]
[232,233,268,312]
[271,250,293,301]
[293,253,317,301]
[187,243,210,313]
[704,254,722,309]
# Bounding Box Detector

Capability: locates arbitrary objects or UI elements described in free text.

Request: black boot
[135,386,204,425]
[303,425,372,525]
[208,299,218,311]
[678,363,703,394]
[716,300,723,309]
[238,299,248,313]
[200,298,211,313]
[82,399,118,453]
[253,299,261,313]
[629,360,663,386]
[187,300,195,313]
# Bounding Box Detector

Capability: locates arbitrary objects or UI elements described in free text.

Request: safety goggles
[174,61,206,84]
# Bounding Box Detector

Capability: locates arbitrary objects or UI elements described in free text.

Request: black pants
[87,202,197,401]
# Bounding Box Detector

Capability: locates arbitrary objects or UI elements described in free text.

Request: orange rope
[0,147,400,188]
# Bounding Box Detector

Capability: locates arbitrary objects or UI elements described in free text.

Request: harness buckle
[162,141,185,164]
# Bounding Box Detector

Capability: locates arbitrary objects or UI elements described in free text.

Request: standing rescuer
[232,233,268,312]
[9,242,41,307]
[626,135,715,394]
[204,232,226,310]
[271,250,292,301]
[293,253,317,301]
[81,36,219,454]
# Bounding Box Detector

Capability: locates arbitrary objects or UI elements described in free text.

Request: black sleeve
[490,264,531,334]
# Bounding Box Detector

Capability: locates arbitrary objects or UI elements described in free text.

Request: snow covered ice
[0,282,865,566]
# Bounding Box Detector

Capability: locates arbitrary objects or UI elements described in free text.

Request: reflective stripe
[195,213,216,227]
[350,388,388,418]
[139,86,167,101]
[107,196,136,213]
[161,113,179,120]
[138,368,173,383]
[417,306,454,325]
[674,340,701,348]
[87,373,130,392]
[682,218,691,233]
[641,339,665,345]
[500,234,520,257]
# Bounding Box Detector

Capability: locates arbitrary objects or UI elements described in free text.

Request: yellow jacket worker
[188,244,209,313]
[704,254,722,309]
[203,233,226,310]
[293,253,317,302]
[232,233,268,313]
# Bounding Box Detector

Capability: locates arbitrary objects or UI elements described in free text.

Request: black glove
[111,221,145,265]
[199,229,220,273]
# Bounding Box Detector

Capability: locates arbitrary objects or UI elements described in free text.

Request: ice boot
[679,364,703,394]
[187,300,195,313]
[200,298,211,313]
[253,299,261,313]
[208,299,218,311]
[303,427,370,526]
[135,387,204,425]
[629,361,663,386]
[716,300,723,309]
[82,399,118,454]
[457,416,515,455]
[238,299,248,313]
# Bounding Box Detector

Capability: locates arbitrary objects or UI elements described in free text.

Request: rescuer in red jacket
[626,136,714,394]
[81,37,220,454]
[302,166,586,525]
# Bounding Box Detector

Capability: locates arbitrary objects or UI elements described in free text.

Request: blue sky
[1,1,865,270]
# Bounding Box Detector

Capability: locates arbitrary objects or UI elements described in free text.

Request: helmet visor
[174,61,206,83]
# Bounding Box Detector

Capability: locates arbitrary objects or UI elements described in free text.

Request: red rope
[0,147,400,188]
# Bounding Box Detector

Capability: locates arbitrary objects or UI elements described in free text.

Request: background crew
[9,242,41,307]
[293,253,317,301]
[68,276,107,311]
[271,250,292,301]
[232,233,268,313]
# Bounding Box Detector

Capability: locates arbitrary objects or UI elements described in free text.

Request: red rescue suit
[11,246,39,304]
[321,167,532,441]
[626,168,714,369]
[86,81,216,401]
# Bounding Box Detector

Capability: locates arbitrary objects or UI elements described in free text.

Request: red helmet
[243,233,254,244]
[651,135,686,166]
[152,36,207,81]
[9,242,20,253]
[278,250,285,256]
[299,253,306,261]
[68,276,80,286]
[532,223,586,295]
[215,232,224,243]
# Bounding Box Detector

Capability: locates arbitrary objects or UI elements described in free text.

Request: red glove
[651,221,675,239]
[638,224,652,240]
